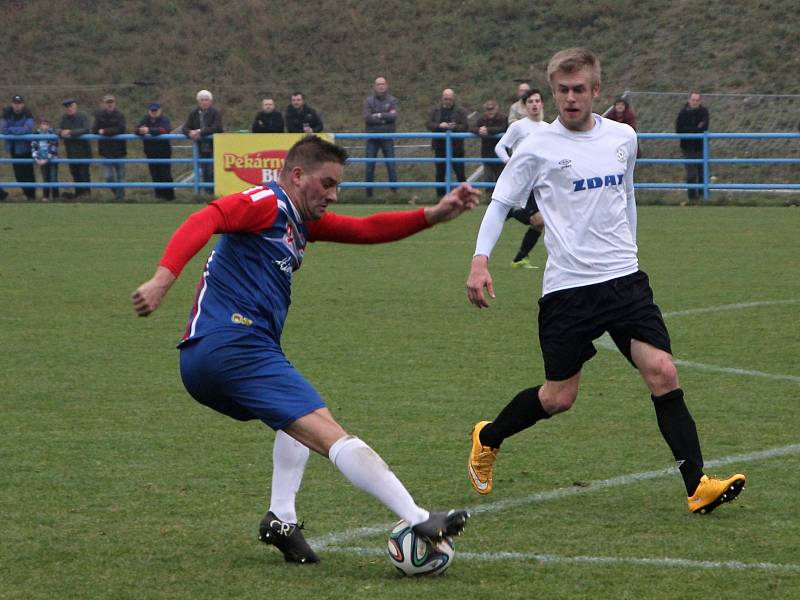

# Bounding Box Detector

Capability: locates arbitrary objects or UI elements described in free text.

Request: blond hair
[547,48,601,86]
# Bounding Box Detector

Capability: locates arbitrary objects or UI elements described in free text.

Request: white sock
[328,435,429,525]
[268,430,310,524]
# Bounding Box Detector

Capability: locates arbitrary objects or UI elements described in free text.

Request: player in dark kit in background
[132,136,476,565]
[465,48,745,515]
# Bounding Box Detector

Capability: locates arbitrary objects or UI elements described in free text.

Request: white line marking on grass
[672,358,800,383]
[324,545,800,573]
[310,443,800,550]
[591,299,800,383]
[661,299,800,319]
[595,334,800,383]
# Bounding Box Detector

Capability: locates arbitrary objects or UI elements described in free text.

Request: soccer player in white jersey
[465,48,746,515]
[495,89,548,269]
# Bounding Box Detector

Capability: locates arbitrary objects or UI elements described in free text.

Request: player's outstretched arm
[466,255,495,308]
[423,184,481,225]
[132,266,177,317]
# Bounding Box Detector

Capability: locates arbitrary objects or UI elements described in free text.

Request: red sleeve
[158,188,279,277]
[306,208,430,244]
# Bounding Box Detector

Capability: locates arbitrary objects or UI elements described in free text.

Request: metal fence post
[445,131,453,194]
[702,131,710,202]
[192,141,200,195]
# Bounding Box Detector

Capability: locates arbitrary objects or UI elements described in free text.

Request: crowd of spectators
[1,84,712,202]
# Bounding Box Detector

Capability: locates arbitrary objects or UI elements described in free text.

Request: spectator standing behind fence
[31,117,59,201]
[2,95,37,200]
[182,90,223,194]
[251,98,284,133]
[471,100,507,184]
[507,82,532,125]
[285,93,323,134]
[363,76,399,198]
[137,102,175,201]
[58,99,92,198]
[675,91,709,203]
[427,88,468,198]
[604,96,640,157]
[93,94,127,202]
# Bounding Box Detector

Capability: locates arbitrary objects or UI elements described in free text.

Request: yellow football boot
[687,473,746,514]
[468,421,499,495]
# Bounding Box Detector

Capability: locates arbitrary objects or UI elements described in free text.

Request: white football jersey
[492,115,639,295]
[495,118,548,162]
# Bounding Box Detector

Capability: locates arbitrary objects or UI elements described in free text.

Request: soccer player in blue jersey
[465,48,746,515]
[132,136,477,564]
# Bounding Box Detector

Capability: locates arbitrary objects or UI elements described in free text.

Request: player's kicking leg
[286,408,470,545]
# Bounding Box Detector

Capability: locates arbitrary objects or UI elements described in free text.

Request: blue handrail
[1,131,799,198]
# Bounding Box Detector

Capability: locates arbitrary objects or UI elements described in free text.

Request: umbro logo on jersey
[558,159,572,169]
[572,174,624,192]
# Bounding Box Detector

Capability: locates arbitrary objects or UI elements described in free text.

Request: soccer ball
[386,519,455,576]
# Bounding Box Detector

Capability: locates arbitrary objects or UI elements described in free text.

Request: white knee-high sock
[269,430,310,523]
[328,436,429,525]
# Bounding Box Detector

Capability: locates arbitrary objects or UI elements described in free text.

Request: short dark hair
[521,88,543,102]
[283,136,348,172]
[291,92,305,99]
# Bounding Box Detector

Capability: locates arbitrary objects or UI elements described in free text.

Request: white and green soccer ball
[386,519,455,576]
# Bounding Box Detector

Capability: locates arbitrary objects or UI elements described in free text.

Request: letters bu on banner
[213,133,335,196]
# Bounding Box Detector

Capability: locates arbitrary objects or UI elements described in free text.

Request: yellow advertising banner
[213,133,334,196]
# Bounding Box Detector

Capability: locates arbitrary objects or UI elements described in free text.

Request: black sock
[479,386,549,448]
[513,228,541,262]
[651,388,704,494]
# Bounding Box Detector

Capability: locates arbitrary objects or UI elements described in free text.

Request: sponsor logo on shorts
[231,313,253,326]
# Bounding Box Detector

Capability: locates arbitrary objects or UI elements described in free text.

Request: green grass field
[2,202,799,599]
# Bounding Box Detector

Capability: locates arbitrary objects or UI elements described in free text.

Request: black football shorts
[537,270,672,381]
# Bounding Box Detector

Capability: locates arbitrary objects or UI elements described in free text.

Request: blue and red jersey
[158,181,430,344]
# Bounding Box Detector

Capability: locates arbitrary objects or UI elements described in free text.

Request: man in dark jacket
[182,90,223,194]
[471,99,507,184]
[58,99,92,198]
[363,76,399,198]
[137,102,175,200]
[426,88,469,197]
[1,95,37,199]
[251,98,284,133]
[285,93,323,134]
[93,94,127,201]
[675,91,710,202]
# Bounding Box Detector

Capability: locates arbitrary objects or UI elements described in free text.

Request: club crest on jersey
[616,146,627,162]
[572,174,624,192]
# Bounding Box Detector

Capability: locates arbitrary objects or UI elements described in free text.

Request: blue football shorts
[179,329,326,430]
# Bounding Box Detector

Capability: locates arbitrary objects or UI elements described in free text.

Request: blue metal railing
[2,131,799,200]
